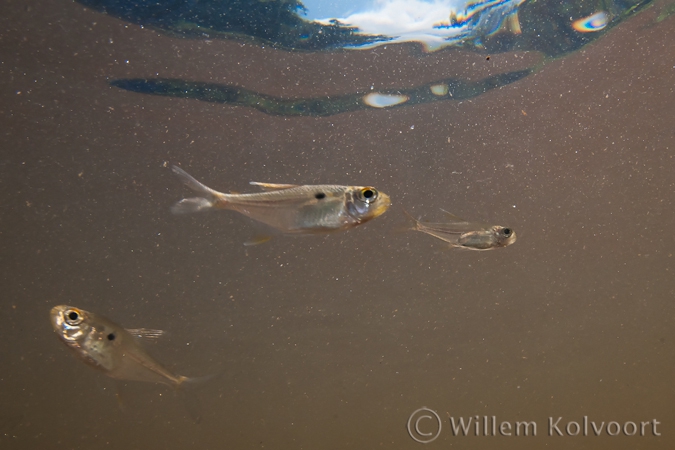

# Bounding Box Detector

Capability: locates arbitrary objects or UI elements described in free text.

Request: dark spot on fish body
[107,333,116,341]
[315,192,326,200]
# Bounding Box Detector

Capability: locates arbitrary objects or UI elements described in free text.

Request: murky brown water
[1,0,674,449]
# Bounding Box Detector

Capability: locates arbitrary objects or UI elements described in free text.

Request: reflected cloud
[314,0,526,51]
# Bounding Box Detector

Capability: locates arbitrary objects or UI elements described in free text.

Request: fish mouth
[50,305,68,331]
[370,192,392,218]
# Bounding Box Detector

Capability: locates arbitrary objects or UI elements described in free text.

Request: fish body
[171,166,391,234]
[50,305,189,387]
[404,209,516,250]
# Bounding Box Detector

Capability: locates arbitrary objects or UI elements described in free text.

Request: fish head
[346,186,391,223]
[50,305,119,371]
[492,226,517,247]
[50,305,91,344]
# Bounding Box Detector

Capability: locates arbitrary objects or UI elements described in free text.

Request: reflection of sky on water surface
[303,0,525,50]
[302,0,468,21]
[89,0,654,116]
[68,0,654,56]
[301,0,365,20]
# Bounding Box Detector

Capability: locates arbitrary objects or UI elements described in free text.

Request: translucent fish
[50,305,198,387]
[403,209,517,250]
[572,11,610,32]
[362,93,409,108]
[171,166,391,234]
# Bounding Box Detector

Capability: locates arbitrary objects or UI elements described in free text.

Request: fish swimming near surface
[170,165,391,234]
[403,209,516,250]
[50,305,195,387]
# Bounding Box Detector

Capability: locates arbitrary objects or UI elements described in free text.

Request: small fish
[404,209,516,250]
[50,305,193,387]
[170,165,391,234]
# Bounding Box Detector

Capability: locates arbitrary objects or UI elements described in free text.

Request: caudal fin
[171,198,215,214]
[175,373,222,424]
[171,166,224,214]
[401,208,422,231]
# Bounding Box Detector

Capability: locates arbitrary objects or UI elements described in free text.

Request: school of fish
[50,164,517,415]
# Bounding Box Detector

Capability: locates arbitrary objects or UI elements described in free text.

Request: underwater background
[1,0,675,448]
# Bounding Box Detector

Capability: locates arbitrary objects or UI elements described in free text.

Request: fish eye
[64,309,83,326]
[358,188,378,203]
[502,228,512,237]
[315,192,326,200]
[107,333,116,341]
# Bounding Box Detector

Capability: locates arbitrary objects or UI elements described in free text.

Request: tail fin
[175,373,219,389]
[175,373,221,424]
[390,208,421,234]
[401,208,421,231]
[170,166,224,214]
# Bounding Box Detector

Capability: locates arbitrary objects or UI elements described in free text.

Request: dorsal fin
[440,209,491,230]
[126,328,165,340]
[439,209,467,222]
[249,182,300,191]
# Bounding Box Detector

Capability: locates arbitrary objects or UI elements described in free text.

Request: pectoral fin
[249,181,300,191]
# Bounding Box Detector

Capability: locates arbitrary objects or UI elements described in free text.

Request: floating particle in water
[362,93,409,108]
[430,84,449,96]
[572,11,609,33]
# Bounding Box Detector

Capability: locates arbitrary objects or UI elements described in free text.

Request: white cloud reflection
[306,0,526,51]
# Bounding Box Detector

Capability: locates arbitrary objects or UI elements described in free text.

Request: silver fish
[170,166,391,234]
[50,305,192,387]
[404,209,516,250]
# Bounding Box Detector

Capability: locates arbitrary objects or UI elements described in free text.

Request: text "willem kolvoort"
[407,408,661,443]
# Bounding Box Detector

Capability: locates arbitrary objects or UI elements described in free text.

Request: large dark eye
[65,309,83,326]
[502,228,512,237]
[315,192,326,200]
[107,333,116,341]
[358,188,378,203]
